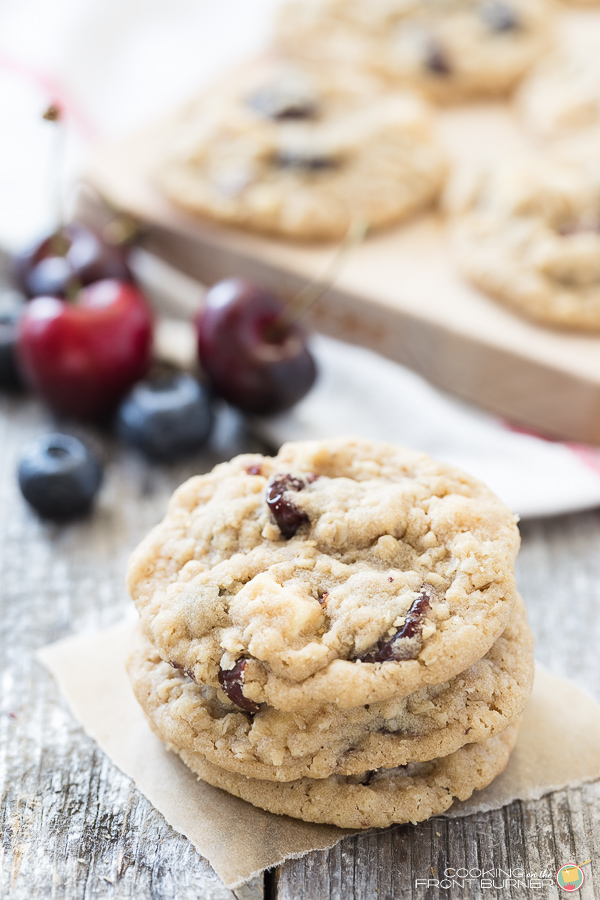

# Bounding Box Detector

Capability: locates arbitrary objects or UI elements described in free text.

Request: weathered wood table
[1,392,599,900]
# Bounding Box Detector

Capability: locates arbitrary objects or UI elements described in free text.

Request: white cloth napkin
[259,335,600,519]
[2,0,600,518]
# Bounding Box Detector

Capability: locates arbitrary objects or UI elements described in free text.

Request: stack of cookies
[126,438,533,829]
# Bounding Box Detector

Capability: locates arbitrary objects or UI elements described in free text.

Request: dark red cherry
[196,278,317,415]
[17,279,153,419]
[14,223,131,299]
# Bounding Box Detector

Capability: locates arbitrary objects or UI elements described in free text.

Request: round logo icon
[557,865,585,892]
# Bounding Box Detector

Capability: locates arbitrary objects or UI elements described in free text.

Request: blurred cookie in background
[155,63,447,240]
[275,0,554,103]
[447,147,600,330]
[518,39,600,140]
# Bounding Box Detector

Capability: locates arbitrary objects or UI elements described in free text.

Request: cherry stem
[64,275,83,303]
[268,219,369,339]
[43,103,66,240]
[79,183,145,246]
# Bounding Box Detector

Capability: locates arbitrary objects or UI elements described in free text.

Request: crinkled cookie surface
[127,438,520,710]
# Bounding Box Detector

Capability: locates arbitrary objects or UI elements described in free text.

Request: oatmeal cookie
[448,150,600,329]
[127,438,520,710]
[276,0,552,103]
[518,42,600,139]
[168,723,520,828]
[156,64,446,240]
[127,595,533,781]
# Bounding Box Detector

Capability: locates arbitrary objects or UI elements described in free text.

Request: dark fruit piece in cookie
[248,76,318,120]
[557,220,600,236]
[196,278,317,415]
[275,150,339,171]
[359,588,432,663]
[169,659,198,681]
[116,372,214,462]
[266,474,309,538]
[479,0,519,32]
[17,433,103,520]
[218,660,260,713]
[424,40,452,76]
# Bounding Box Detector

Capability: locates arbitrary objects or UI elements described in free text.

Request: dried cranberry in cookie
[218,659,260,713]
[274,148,339,171]
[173,725,521,828]
[127,438,520,711]
[247,71,319,120]
[423,40,452,77]
[359,586,431,662]
[266,474,310,538]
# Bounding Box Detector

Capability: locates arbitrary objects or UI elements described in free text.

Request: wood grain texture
[0,394,265,900]
[1,394,599,899]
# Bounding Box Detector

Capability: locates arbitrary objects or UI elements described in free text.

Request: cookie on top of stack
[126,438,533,829]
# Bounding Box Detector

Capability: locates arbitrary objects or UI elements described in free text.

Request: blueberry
[116,372,214,461]
[18,433,103,520]
[0,291,25,390]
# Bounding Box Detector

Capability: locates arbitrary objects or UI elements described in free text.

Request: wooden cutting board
[76,13,600,445]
